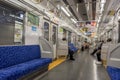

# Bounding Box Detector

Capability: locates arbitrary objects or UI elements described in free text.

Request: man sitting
[67,46,75,61]
[91,41,104,64]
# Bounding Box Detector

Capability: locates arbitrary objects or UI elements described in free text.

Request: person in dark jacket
[81,44,84,51]
[90,40,104,64]
[69,49,75,60]
[91,41,103,56]
[95,41,104,64]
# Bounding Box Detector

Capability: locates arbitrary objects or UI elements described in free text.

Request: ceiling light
[87,2,89,11]
[71,18,76,23]
[98,16,101,23]
[20,14,24,18]
[76,4,79,12]
[118,16,120,20]
[101,0,106,3]
[61,6,70,17]
[101,4,104,8]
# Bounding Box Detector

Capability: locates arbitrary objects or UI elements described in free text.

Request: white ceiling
[98,0,120,35]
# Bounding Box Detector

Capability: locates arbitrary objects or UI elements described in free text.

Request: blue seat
[68,43,78,52]
[107,66,120,80]
[0,45,52,80]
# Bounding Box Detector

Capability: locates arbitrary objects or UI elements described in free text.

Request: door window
[52,26,57,44]
[44,22,49,41]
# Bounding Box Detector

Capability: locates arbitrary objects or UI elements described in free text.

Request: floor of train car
[34,50,110,80]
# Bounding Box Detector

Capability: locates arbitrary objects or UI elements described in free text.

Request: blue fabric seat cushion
[0,58,52,80]
[0,45,41,69]
[107,66,120,80]
[70,46,78,52]
[68,43,78,52]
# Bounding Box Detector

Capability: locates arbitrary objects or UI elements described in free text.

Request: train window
[44,22,49,41]
[62,29,67,41]
[52,26,57,44]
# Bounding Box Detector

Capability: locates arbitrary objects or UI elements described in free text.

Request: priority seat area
[0,45,52,80]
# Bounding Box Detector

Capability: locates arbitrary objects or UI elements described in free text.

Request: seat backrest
[68,43,77,50]
[0,45,41,69]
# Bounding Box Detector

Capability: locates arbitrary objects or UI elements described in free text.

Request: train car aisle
[34,50,110,80]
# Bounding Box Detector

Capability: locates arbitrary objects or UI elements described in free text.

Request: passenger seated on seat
[81,41,89,51]
[81,44,84,51]
[85,41,90,49]
[91,41,103,56]
[96,43,103,64]
[95,41,104,64]
[90,40,104,64]
[95,39,112,64]
[68,46,75,60]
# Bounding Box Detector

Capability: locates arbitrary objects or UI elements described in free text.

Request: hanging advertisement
[58,27,64,39]
[78,21,97,37]
[25,13,40,44]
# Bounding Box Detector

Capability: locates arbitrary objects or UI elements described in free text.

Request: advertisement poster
[14,21,23,42]
[27,13,39,31]
[77,21,96,37]
[59,27,63,33]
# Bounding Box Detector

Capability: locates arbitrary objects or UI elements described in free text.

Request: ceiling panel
[65,0,88,20]
[78,3,88,20]
[66,0,82,20]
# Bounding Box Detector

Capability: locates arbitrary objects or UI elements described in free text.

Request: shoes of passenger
[70,58,75,61]
[95,61,102,64]
[90,54,94,56]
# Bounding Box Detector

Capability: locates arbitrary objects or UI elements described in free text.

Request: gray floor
[35,50,110,80]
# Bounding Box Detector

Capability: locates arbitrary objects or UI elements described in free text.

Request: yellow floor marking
[49,58,66,70]
[102,60,107,68]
